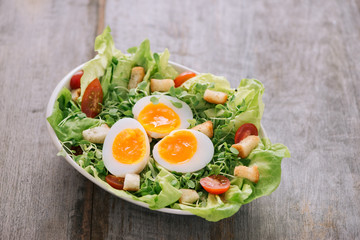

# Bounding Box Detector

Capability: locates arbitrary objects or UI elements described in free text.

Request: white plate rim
[46,61,267,216]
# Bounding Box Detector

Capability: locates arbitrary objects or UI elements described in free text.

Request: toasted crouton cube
[232,135,260,158]
[203,89,228,104]
[82,124,110,144]
[123,173,140,191]
[179,189,200,204]
[150,79,175,92]
[192,121,214,138]
[71,88,81,102]
[128,67,145,89]
[234,165,259,183]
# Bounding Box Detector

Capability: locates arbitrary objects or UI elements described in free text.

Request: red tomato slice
[81,78,103,118]
[174,71,197,87]
[234,123,258,143]
[105,175,125,190]
[200,175,230,195]
[70,70,83,89]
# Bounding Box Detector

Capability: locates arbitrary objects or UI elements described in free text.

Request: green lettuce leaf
[177,192,242,222]
[151,49,178,79]
[47,88,101,142]
[80,26,119,99]
[241,138,290,203]
[225,78,265,130]
[110,39,157,94]
[225,184,254,204]
[47,88,72,139]
[111,55,134,88]
[131,39,156,85]
[132,39,153,71]
[85,165,182,210]
[182,73,234,93]
[101,65,113,98]
[56,118,101,142]
[138,168,182,209]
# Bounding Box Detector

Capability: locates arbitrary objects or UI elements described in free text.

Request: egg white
[103,118,150,177]
[152,129,214,173]
[132,95,193,138]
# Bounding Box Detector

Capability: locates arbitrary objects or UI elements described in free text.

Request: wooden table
[1,0,359,239]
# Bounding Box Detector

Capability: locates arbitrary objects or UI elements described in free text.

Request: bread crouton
[192,121,213,138]
[123,173,140,191]
[150,79,175,92]
[82,124,110,144]
[128,67,145,89]
[179,189,200,204]
[234,165,259,183]
[203,89,228,104]
[71,88,81,102]
[232,135,260,158]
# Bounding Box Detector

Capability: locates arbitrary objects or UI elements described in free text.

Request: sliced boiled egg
[152,129,214,173]
[132,95,193,138]
[103,118,150,177]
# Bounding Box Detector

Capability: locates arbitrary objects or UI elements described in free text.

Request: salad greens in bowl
[46,26,290,222]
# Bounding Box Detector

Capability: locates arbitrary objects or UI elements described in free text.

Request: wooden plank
[251,0,360,239]
[91,0,360,239]
[1,0,359,239]
[0,0,99,239]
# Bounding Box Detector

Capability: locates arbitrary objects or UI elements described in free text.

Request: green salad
[47,26,290,222]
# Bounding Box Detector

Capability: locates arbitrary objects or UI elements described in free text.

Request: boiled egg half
[103,118,150,177]
[152,129,214,173]
[132,95,193,138]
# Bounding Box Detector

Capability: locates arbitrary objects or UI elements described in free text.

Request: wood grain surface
[1,0,359,239]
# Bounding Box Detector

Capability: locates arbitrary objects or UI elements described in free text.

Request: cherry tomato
[105,175,125,190]
[81,78,103,118]
[70,70,83,89]
[200,175,230,195]
[234,123,258,143]
[174,71,197,87]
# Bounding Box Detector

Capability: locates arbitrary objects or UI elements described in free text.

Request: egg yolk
[138,103,181,134]
[158,130,197,164]
[112,128,146,164]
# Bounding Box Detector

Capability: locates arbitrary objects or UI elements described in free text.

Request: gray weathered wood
[0,0,98,239]
[1,0,360,239]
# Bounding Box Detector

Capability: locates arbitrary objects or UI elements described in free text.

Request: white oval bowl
[46,61,267,216]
